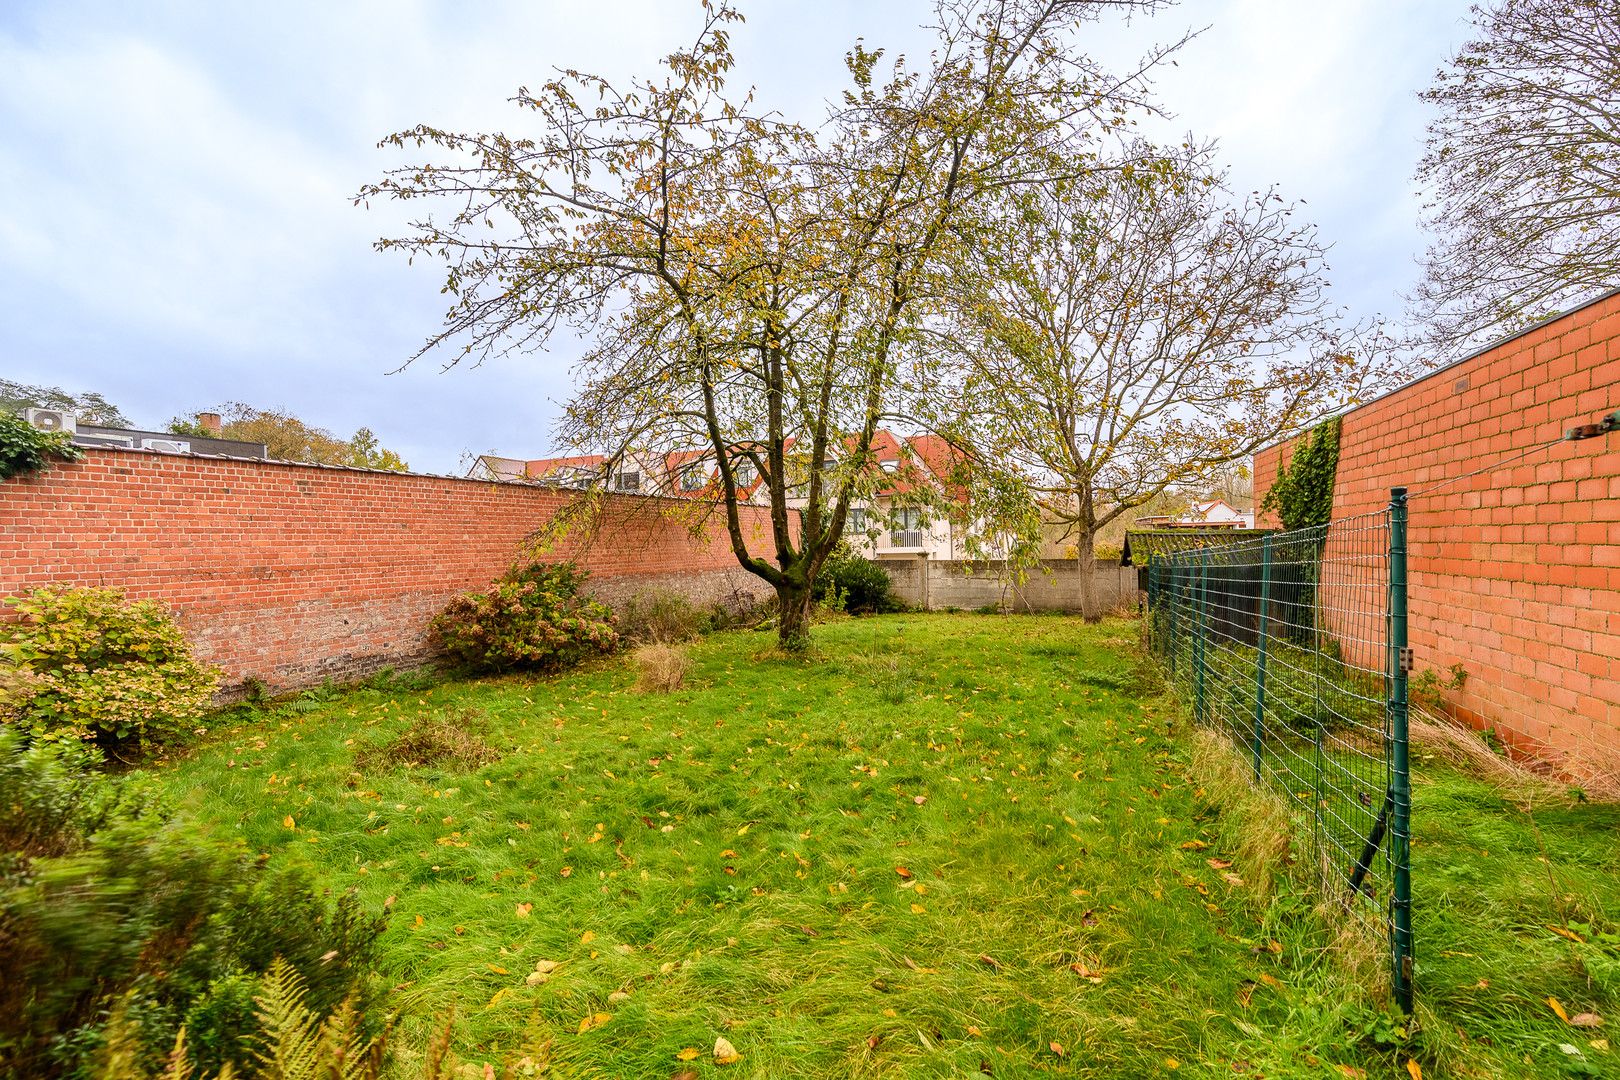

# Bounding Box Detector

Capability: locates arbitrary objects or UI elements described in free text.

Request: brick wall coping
[1254,283,1620,457]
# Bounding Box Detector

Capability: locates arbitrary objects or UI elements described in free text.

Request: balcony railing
[889,530,925,548]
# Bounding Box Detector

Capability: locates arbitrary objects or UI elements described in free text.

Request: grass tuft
[353,707,500,772]
[632,643,690,693]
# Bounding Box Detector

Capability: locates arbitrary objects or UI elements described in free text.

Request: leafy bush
[0,411,80,480]
[812,548,904,614]
[0,585,219,754]
[429,562,619,674]
[0,729,386,1078]
[616,588,704,644]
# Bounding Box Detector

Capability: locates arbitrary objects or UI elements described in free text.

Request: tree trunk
[776,580,815,652]
[1075,526,1102,623]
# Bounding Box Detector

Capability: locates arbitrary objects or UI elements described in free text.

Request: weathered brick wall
[1,449,785,692]
[1254,291,1620,781]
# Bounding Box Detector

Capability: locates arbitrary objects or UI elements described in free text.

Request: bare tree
[359,0,1176,649]
[1411,0,1620,357]
[929,141,1397,619]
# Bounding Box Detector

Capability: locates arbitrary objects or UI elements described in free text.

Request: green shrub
[0,411,80,480]
[0,729,386,1078]
[616,588,703,644]
[813,549,904,614]
[429,562,619,673]
[0,585,219,754]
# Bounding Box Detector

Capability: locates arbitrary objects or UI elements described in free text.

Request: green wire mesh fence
[1146,491,1414,1010]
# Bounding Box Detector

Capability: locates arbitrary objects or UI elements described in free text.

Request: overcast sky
[0,0,1475,474]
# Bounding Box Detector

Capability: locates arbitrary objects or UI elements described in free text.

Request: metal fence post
[1389,488,1414,1013]
[1168,562,1180,675]
[1252,535,1272,780]
[1193,551,1208,726]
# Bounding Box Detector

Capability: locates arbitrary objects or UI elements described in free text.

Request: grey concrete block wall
[880,557,1138,613]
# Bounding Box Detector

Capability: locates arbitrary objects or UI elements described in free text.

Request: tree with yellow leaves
[360,0,1180,648]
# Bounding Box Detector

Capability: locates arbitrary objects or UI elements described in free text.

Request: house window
[847,508,868,534]
[890,507,924,548]
[613,471,641,493]
[733,459,758,486]
[680,464,708,491]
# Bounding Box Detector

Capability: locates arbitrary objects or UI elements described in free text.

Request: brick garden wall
[1,449,785,692]
[1254,290,1620,782]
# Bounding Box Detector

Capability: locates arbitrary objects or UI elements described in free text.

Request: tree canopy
[362,0,1180,648]
[170,404,409,471]
[925,141,1396,615]
[0,380,130,427]
[1411,0,1620,357]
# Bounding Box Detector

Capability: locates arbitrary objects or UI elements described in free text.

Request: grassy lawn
[151,615,1620,1078]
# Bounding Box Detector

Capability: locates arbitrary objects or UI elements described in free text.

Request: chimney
[198,412,223,437]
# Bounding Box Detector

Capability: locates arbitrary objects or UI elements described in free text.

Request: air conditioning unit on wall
[140,438,191,454]
[21,407,75,434]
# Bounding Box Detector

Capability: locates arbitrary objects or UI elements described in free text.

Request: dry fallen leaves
[1549,997,1571,1023]
[1570,1013,1605,1029]
[675,1047,700,1061]
[576,1012,612,1034]
[714,1036,742,1065]
[1048,1041,1065,1058]
[515,902,533,918]
[1405,1060,1422,1080]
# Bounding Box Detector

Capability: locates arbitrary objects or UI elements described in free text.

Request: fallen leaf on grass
[1207,858,1232,870]
[486,964,509,975]
[1048,1041,1065,1058]
[675,1047,700,1061]
[1335,1066,1367,1079]
[1549,997,1570,1023]
[914,795,928,805]
[1258,973,1283,990]
[515,903,532,918]
[910,903,926,914]
[1549,925,1586,943]
[283,815,296,829]
[1080,910,1098,927]
[978,954,1002,972]
[714,1036,741,1065]
[1405,1060,1422,1080]
[580,931,596,945]
[1570,1013,1605,1028]
[1179,839,1208,850]
[896,866,914,879]
[1069,960,1104,983]
[673,1072,699,1080]
[576,1012,612,1034]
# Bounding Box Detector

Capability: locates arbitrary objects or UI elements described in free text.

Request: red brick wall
[1254,291,1620,782]
[1,449,786,692]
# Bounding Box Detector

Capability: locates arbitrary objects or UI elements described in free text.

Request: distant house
[469,430,990,558]
[1134,498,1254,530]
[20,407,269,459]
